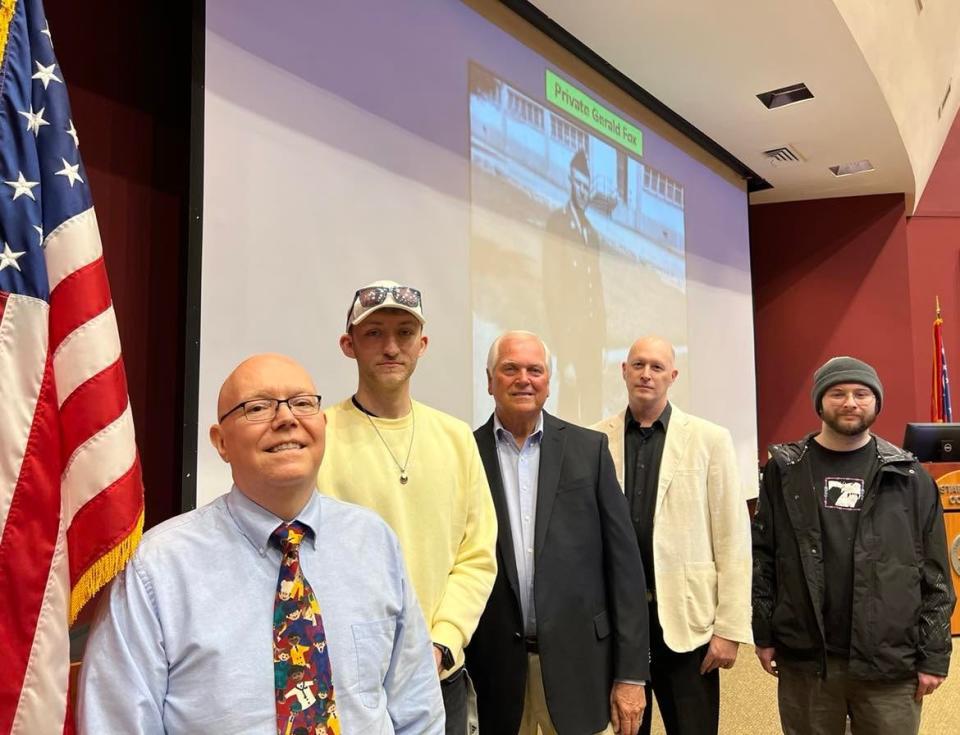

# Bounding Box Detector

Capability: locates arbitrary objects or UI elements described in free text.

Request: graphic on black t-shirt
[823,476,865,511]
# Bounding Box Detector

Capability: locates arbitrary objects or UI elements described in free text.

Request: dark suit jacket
[467,411,649,735]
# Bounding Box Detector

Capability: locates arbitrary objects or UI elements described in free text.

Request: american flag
[931,297,953,423]
[0,0,144,732]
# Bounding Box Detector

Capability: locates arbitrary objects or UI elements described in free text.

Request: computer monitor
[902,423,960,462]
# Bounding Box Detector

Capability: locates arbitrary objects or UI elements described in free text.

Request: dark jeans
[639,602,720,735]
[441,666,468,735]
[778,656,921,735]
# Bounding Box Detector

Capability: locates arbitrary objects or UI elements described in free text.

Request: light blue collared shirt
[78,486,443,734]
[493,412,544,637]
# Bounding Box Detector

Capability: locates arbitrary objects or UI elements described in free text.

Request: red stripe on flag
[48,258,112,354]
[0,290,8,321]
[0,356,62,733]
[58,358,129,467]
[67,457,143,586]
[63,677,76,735]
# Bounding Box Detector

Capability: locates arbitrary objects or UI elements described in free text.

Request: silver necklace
[363,404,415,484]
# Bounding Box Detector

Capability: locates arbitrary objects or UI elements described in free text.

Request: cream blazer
[593,405,753,652]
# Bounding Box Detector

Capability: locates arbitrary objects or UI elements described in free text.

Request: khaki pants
[519,653,615,735]
[777,656,921,735]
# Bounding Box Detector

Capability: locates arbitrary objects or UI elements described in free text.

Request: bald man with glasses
[78,353,443,734]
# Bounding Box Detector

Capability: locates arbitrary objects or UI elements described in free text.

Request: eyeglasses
[823,389,875,405]
[353,285,422,309]
[218,394,322,423]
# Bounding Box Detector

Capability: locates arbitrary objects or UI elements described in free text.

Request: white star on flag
[31,61,62,89]
[66,119,79,148]
[33,225,44,247]
[4,171,39,201]
[54,157,83,187]
[41,20,53,46]
[18,105,49,136]
[0,242,26,272]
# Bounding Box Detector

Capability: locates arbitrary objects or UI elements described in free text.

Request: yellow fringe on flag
[0,0,17,67]
[69,510,144,624]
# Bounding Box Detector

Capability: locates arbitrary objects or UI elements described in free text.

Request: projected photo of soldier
[543,149,606,422]
[468,61,690,427]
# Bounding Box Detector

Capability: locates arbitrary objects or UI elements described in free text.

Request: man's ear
[339,332,356,359]
[209,424,229,462]
[417,334,429,357]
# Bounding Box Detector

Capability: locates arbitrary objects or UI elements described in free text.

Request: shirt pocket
[351,617,397,709]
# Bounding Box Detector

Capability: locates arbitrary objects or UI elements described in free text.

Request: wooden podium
[923,462,960,635]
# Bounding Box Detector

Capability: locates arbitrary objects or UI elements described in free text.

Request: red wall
[751,194,914,452]
[906,111,960,423]
[47,1,192,528]
[751,112,960,456]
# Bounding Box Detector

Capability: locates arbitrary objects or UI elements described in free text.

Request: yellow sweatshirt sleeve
[429,432,498,664]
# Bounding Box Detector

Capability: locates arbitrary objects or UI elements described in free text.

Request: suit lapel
[475,416,522,608]
[535,412,565,558]
[655,406,690,517]
[606,412,627,490]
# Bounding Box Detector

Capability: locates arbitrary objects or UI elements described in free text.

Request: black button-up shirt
[623,402,671,589]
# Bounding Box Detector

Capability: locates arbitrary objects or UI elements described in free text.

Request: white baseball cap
[345,280,425,331]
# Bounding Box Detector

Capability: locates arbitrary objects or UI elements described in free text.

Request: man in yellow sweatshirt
[317,280,498,735]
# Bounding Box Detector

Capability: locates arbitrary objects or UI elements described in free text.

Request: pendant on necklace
[400,471,409,485]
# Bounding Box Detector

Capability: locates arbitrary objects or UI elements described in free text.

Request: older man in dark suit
[468,330,650,735]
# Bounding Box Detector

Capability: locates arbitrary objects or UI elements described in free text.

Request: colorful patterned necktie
[272,521,340,735]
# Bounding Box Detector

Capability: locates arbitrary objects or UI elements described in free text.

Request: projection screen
[198,0,759,505]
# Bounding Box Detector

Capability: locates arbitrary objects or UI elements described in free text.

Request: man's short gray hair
[486,331,552,376]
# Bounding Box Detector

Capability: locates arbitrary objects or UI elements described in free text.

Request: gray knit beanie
[811,356,883,414]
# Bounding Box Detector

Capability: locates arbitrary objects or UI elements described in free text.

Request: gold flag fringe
[0,0,17,66]
[69,510,144,624]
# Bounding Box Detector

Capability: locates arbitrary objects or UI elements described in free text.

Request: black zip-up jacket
[752,433,955,679]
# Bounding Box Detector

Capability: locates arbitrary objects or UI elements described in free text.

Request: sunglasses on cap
[353,285,422,309]
[346,285,424,331]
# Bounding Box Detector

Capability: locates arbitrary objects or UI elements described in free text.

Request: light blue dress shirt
[77,486,444,734]
[493,412,543,637]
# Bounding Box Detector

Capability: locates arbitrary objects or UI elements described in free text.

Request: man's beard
[823,408,877,436]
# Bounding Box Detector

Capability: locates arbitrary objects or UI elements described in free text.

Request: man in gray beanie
[752,356,954,735]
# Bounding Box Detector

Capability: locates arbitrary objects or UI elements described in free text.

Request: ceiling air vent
[829,159,874,177]
[757,83,814,110]
[762,145,804,168]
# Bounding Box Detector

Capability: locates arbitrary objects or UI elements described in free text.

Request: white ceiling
[527,0,960,212]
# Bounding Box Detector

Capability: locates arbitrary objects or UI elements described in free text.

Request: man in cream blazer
[593,336,752,735]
